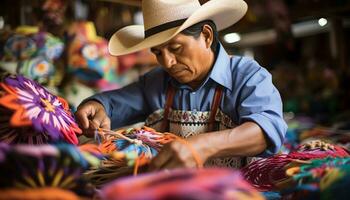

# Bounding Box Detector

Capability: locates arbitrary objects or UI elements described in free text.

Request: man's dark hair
[181,20,219,55]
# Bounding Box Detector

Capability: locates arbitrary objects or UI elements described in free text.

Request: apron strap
[162,84,223,132]
[161,84,176,131]
[208,85,223,131]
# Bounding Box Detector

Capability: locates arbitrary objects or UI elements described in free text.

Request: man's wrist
[187,133,221,162]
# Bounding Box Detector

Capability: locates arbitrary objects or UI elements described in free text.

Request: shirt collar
[208,44,232,91]
[167,43,232,91]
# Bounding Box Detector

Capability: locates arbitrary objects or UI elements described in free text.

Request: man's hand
[149,138,207,171]
[75,100,111,137]
[148,122,267,171]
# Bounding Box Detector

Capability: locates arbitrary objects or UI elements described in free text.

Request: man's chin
[173,76,190,84]
[169,73,184,81]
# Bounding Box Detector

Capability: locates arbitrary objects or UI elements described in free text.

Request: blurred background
[0,0,349,128]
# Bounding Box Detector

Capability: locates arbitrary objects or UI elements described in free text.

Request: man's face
[150,33,213,86]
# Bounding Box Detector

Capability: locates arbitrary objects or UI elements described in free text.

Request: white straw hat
[108,0,248,56]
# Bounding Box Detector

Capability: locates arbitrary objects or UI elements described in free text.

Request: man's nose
[163,53,176,69]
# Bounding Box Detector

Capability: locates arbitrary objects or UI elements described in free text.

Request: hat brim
[108,0,248,56]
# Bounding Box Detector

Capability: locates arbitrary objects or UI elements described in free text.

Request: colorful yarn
[242,142,349,191]
[0,143,98,197]
[101,168,264,200]
[3,34,36,61]
[115,126,178,151]
[83,126,179,186]
[0,75,81,144]
[98,126,179,165]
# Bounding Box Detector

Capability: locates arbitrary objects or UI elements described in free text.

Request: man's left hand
[148,139,206,171]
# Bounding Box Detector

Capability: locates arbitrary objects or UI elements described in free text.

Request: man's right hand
[75,100,111,137]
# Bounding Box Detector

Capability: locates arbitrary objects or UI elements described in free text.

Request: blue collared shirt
[85,44,287,156]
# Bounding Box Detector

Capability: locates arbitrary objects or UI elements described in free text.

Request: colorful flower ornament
[19,56,55,84]
[0,75,81,144]
[1,32,64,87]
[32,32,64,60]
[68,38,115,82]
[3,34,37,61]
[67,21,117,82]
[82,43,99,60]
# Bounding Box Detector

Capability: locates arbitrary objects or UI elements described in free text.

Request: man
[75,0,287,170]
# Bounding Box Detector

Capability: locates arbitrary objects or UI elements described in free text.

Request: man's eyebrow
[151,39,175,51]
[150,47,158,52]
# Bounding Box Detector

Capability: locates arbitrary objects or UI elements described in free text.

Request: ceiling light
[318,18,327,27]
[223,33,241,43]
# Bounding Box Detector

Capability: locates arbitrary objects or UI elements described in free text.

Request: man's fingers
[84,128,97,138]
[149,147,172,171]
[92,110,110,130]
[100,117,111,130]
[75,107,93,129]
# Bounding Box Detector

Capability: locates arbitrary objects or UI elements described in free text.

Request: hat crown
[142,0,201,31]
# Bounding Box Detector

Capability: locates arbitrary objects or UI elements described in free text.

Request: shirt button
[191,92,196,95]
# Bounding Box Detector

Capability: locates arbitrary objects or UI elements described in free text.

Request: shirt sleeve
[81,75,150,129]
[238,67,287,157]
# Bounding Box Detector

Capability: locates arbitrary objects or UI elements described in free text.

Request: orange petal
[10,107,32,126]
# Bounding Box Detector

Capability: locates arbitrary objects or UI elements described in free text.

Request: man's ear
[201,24,214,49]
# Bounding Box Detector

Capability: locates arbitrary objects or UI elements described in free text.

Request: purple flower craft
[0,75,81,144]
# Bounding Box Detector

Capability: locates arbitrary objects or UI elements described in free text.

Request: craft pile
[0,142,99,199]
[101,168,265,200]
